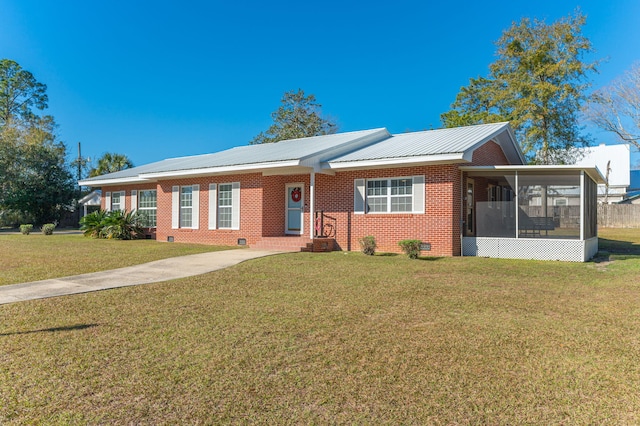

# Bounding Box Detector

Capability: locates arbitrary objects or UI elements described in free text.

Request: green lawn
[1,229,639,424]
[0,233,234,285]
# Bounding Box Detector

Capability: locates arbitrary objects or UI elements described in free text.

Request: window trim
[217,183,234,229]
[110,191,125,212]
[137,189,157,228]
[208,181,240,230]
[172,184,199,229]
[358,176,424,214]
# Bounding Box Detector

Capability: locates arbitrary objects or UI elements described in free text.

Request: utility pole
[77,142,82,187]
[604,160,611,204]
[77,142,82,223]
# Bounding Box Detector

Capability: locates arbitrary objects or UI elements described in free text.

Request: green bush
[41,223,55,235]
[20,224,33,235]
[80,209,144,240]
[398,239,422,259]
[79,210,108,238]
[358,235,377,255]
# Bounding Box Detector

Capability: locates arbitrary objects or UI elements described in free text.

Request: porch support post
[542,185,548,220]
[515,171,519,239]
[460,171,464,256]
[580,171,585,241]
[309,171,315,239]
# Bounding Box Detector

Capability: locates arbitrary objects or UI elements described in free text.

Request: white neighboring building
[78,190,102,217]
[574,144,630,203]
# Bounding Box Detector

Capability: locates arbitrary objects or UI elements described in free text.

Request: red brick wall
[102,173,265,246]
[315,165,461,256]
[99,139,512,255]
[155,173,264,245]
[261,175,311,237]
[470,141,510,166]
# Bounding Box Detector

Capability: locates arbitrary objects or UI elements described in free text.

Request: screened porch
[460,166,605,262]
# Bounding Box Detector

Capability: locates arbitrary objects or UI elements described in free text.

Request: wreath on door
[291,187,302,202]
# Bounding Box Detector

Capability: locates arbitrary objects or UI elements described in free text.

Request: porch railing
[314,210,336,238]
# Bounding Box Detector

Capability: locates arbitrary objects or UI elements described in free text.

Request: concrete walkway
[0,249,282,305]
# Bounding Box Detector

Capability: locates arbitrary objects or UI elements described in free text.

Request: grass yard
[0,233,234,285]
[1,229,640,424]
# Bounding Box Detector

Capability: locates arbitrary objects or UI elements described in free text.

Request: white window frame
[218,183,233,229]
[172,185,199,229]
[111,191,125,212]
[359,176,424,214]
[180,186,193,228]
[138,189,157,228]
[208,182,240,230]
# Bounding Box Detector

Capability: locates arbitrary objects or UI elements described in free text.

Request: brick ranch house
[79,122,604,261]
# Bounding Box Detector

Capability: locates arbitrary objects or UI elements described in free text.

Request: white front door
[285,183,304,235]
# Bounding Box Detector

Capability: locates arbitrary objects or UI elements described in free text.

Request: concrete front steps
[252,236,336,252]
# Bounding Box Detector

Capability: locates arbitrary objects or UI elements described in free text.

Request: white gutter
[139,160,302,179]
[324,153,467,170]
[78,176,154,186]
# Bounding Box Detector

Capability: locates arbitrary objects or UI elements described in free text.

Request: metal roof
[79,128,389,185]
[328,122,513,160]
[78,123,525,186]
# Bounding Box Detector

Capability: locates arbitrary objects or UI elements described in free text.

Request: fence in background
[598,204,640,228]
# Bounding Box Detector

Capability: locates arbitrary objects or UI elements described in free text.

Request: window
[487,185,502,209]
[366,180,388,212]
[111,191,125,211]
[218,184,233,228]
[172,184,199,229]
[138,190,157,227]
[366,178,413,213]
[208,182,240,230]
[180,186,193,228]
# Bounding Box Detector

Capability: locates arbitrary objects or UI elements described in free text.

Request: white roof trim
[78,176,154,186]
[460,165,606,184]
[324,153,466,170]
[140,160,302,179]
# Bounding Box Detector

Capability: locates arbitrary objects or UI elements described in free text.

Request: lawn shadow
[596,238,640,262]
[0,323,99,337]
[599,238,640,255]
[373,253,442,261]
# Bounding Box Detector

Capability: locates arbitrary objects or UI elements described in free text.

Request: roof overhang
[139,160,302,180]
[323,153,467,171]
[78,176,155,186]
[460,165,606,184]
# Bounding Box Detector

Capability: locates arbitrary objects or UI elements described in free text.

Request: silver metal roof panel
[328,122,516,163]
[79,128,388,185]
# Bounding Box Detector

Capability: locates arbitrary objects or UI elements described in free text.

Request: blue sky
[1,1,639,168]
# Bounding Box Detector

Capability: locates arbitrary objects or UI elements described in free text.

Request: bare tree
[586,62,640,149]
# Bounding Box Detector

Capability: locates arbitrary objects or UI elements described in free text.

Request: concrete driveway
[0,249,282,305]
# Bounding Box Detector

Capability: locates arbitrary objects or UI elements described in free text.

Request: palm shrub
[80,210,108,238]
[398,239,422,259]
[101,210,144,240]
[80,209,144,240]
